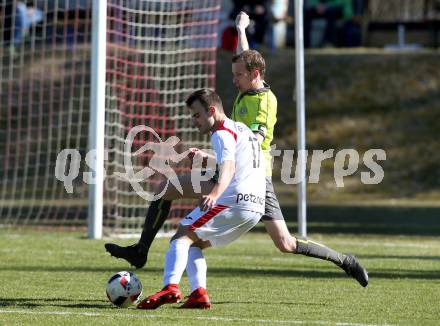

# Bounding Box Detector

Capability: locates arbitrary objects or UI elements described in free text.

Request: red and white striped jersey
[211,118,265,213]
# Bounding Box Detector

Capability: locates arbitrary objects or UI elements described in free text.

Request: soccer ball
[106,271,142,308]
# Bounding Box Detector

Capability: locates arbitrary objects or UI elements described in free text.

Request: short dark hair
[185,88,224,113]
[232,50,266,79]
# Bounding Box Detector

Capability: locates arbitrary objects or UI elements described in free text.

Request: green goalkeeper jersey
[231,83,277,176]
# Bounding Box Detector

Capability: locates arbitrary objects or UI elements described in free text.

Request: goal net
[0,0,220,237]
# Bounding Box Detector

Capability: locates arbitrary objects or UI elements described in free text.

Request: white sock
[163,239,191,287]
[186,246,207,291]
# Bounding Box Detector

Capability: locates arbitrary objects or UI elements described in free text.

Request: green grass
[1,229,439,325]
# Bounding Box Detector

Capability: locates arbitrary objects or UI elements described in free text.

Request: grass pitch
[0,229,439,326]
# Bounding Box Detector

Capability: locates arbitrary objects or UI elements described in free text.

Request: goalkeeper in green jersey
[229,11,367,286]
[105,11,368,288]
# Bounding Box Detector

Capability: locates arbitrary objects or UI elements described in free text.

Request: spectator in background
[304,0,353,48]
[14,1,43,48]
[1,1,43,49]
[1,1,15,47]
[221,25,238,52]
[229,0,271,49]
[344,0,364,47]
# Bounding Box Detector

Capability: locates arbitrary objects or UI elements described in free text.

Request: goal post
[88,0,107,239]
[0,0,220,238]
[102,0,220,238]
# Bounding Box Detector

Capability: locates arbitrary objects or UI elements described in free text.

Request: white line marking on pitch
[0,309,394,326]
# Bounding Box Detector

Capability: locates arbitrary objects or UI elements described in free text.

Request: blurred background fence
[0,0,219,236]
[1,0,439,236]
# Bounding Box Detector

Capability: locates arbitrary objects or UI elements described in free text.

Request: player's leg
[263,177,368,287]
[186,245,208,292]
[180,242,212,309]
[180,205,261,308]
[105,173,215,268]
[136,173,214,254]
[263,219,368,287]
[262,219,296,252]
[162,226,197,289]
[262,217,345,265]
[295,235,368,287]
[262,177,298,252]
[137,224,199,309]
[262,216,348,266]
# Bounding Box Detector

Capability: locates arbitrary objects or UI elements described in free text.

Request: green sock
[295,236,346,266]
[138,198,172,253]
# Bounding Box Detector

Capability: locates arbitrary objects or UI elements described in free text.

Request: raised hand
[235,11,250,31]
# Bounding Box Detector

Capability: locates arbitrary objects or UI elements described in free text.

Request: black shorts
[261,177,284,221]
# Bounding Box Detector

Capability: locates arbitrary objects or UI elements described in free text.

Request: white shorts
[180,205,262,247]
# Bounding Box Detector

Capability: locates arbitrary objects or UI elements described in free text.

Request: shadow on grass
[270,205,440,236]
[0,266,162,273]
[0,296,322,310]
[1,265,438,281]
[361,254,440,261]
[205,266,440,281]
[0,297,110,309]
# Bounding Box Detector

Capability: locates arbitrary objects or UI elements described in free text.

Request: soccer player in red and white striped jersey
[136,89,266,309]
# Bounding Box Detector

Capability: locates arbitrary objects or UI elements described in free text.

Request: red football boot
[137,284,182,310]
[180,287,212,309]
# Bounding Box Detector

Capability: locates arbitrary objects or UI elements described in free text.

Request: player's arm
[199,160,235,211]
[235,11,250,54]
[249,94,275,144]
[250,120,268,145]
[188,148,216,163]
[253,131,264,145]
[199,131,236,211]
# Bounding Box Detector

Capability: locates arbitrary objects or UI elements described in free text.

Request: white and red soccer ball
[106,271,142,308]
